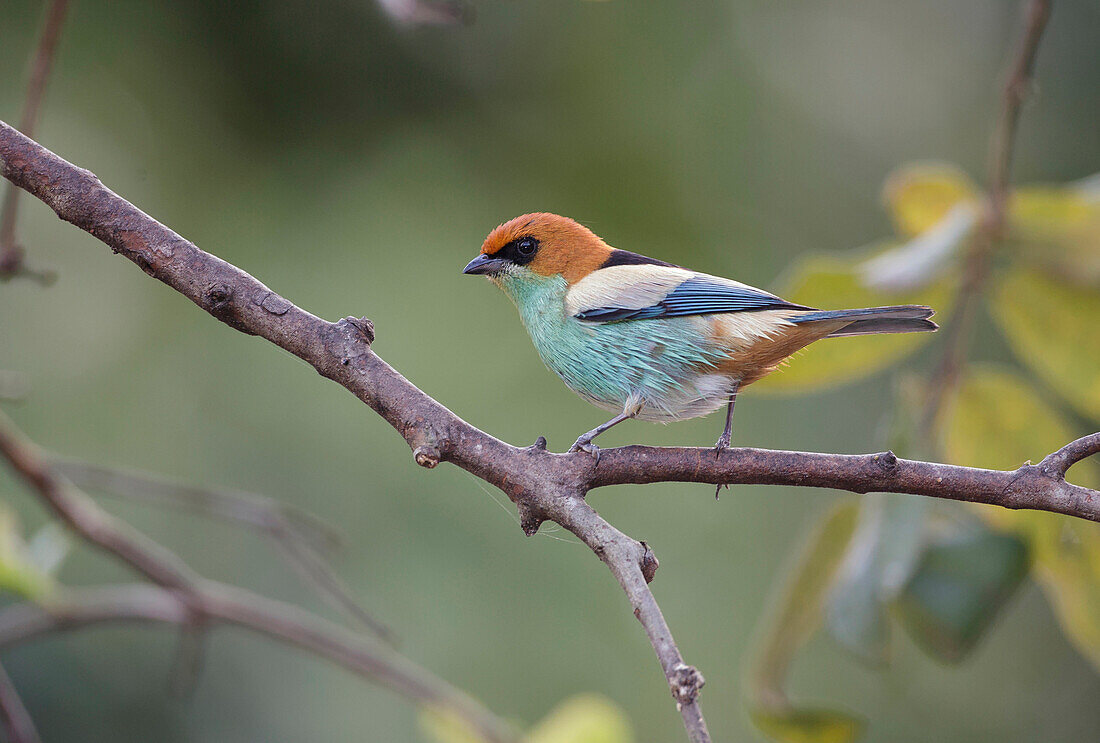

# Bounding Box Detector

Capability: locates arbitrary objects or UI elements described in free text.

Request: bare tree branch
[922,0,1052,433]
[51,458,341,554]
[0,414,515,743]
[3,114,1099,741]
[0,661,40,743]
[987,0,1052,225]
[0,583,514,743]
[51,457,392,640]
[0,0,69,284]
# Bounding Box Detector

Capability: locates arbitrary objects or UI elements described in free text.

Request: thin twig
[51,458,392,639]
[0,410,200,595]
[0,661,40,743]
[51,458,341,555]
[3,112,1098,740]
[987,0,1052,226]
[0,584,516,743]
[1038,432,1100,478]
[0,0,69,283]
[922,0,1052,434]
[0,415,515,743]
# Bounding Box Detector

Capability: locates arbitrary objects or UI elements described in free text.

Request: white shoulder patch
[565,265,694,317]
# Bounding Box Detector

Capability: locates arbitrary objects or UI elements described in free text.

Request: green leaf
[748,502,864,743]
[943,366,1100,671]
[749,708,864,743]
[756,257,951,394]
[893,525,1029,663]
[882,162,978,237]
[526,695,634,743]
[419,705,488,743]
[824,495,928,666]
[0,505,54,599]
[991,268,1100,421]
[1029,518,1100,671]
[1008,184,1100,286]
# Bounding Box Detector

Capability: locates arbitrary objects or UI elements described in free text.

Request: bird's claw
[713,436,731,497]
[713,436,731,460]
[569,438,601,463]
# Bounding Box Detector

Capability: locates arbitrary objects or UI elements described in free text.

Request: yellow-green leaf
[757,257,951,394]
[991,268,1100,421]
[943,366,1100,670]
[527,695,633,743]
[0,506,54,599]
[749,708,864,743]
[882,162,978,237]
[748,502,864,743]
[419,705,489,743]
[1009,186,1100,286]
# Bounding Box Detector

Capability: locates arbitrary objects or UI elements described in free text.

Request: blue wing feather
[574,276,810,323]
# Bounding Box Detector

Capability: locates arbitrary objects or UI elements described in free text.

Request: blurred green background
[2,0,1100,741]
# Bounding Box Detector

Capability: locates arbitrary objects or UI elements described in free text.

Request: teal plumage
[497,271,729,421]
[464,213,937,455]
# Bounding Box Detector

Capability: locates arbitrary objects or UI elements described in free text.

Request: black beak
[462,254,508,276]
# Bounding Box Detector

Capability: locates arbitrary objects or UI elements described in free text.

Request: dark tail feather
[792,305,938,337]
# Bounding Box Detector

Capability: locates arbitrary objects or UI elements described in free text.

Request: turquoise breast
[494,273,730,421]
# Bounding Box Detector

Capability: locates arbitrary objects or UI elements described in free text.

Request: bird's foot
[713,435,732,498]
[568,437,601,463]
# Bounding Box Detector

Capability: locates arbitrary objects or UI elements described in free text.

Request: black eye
[515,237,538,257]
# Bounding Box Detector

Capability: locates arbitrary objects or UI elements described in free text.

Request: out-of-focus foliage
[882,162,978,237]
[944,367,1100,671]
[748,502,864,743]
[421,694,633,743]
[525,695,634,743]
[894,526,1029,663]
[1009,183,1100,286]
[0,504,55,599]
[748,708,863,743]
[750,146,1099,742]
[824,495,926,666]
[992,268,1100,421]
[756,256,951,393]
[420,705,490,743]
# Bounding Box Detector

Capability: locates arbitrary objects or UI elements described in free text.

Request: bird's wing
[566,265,811,323]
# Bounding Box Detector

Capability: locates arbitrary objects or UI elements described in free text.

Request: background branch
[51,457,392,640]
[0,412,515,743]
[922,0,1052,434]
[0,583,514,743]
[0,661,40,743]
[0,0,68,283]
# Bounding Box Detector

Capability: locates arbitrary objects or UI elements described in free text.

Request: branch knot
[640,541,659,583]
[669,663,705,706]
[342,316,375,345]
[413,445,441,469]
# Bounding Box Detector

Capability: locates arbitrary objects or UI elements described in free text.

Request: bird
[463,213,936,460]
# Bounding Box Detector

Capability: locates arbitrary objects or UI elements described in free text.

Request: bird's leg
[569,409,636,461]
[713,382,740,498]
[714,382,740,454]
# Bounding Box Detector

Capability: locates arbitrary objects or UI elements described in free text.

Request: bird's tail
[791,305,937,337]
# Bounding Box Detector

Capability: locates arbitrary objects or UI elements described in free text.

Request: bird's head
[462,213,614,289]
